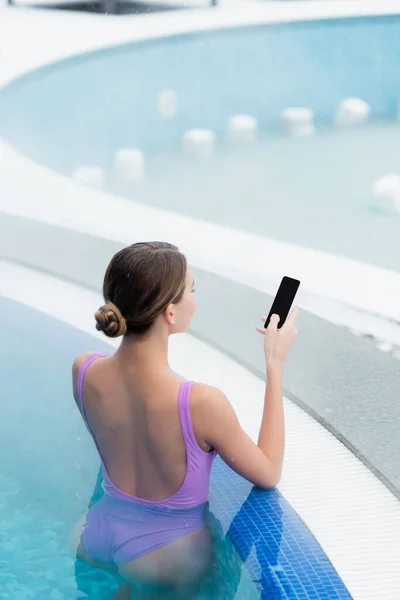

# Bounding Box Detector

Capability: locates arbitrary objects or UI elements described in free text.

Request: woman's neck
[115,328,172,378]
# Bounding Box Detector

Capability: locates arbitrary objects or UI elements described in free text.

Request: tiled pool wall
[0,16,400,173]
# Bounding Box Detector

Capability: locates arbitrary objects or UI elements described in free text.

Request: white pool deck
[1,3,400,598]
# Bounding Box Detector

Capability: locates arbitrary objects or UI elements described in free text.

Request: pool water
[0,298,259,600]
[1,297,352,599]
[115,122,400,273]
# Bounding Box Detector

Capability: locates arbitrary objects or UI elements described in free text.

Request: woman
[71,241,298,598]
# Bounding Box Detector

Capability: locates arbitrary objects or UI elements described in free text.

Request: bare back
[72,352,211,501]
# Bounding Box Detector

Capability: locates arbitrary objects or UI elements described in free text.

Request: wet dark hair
[95,241,187,338]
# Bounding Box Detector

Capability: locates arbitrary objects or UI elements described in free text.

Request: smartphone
[264,276,300,330]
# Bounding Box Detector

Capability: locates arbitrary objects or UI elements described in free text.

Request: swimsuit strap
[177,381,202,457]
[77,352,106,428]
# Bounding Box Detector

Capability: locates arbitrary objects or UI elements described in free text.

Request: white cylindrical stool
[336,98,370,127]
[372,174,400,213]
[114,149,145,183]
[157,89,178,119]
[183,129,216,159]
[72,166,105,189]
[281,108,315,137]
[377,341,393,353]
[227,115,258,143]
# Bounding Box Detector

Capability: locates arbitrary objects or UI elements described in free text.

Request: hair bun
[95,302,127,338]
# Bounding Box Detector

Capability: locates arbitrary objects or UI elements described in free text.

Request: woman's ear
[163,303,176,325]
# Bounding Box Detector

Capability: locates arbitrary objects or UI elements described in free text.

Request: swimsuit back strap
[177,380,202,456]
[77,352,106,427]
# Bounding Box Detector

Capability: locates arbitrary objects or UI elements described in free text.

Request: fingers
[256,315,269,334]
[268,314,280,329]
[257,310,299,335]
[257,314,279,332]
[258,314,280,329]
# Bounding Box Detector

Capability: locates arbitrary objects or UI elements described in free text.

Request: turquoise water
[0,298,259,599]
[0,302,104,599]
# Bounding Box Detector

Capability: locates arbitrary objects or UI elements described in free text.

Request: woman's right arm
[193,309,298,489]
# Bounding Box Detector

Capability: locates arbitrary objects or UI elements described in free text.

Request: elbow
[264,478,280,490]
[261,468,282,490]
[270,475,282,489]
[271,467,283,488]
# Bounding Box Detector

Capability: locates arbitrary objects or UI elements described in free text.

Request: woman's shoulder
[189,383,233,453]
[71,351,100,400]
[190,382,224,403]
[72,351,98,377]
[189,382,228,421]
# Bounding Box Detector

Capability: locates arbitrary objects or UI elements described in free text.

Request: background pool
[1,296,351,599]
[3,16,400,162]
[0,15,400,274]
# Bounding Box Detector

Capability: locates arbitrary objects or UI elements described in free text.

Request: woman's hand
[256,308,299,371]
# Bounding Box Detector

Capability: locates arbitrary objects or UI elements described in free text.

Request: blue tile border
[209,458,352,599]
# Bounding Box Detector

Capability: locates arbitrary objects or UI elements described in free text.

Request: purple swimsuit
[77,352,216,567]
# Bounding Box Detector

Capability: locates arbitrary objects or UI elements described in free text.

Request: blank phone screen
[264,277,300,330]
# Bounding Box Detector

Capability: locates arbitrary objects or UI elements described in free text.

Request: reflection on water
[113,122,400,273]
